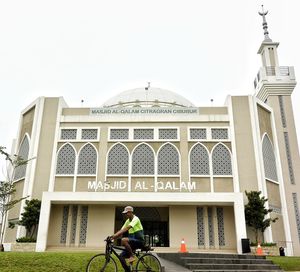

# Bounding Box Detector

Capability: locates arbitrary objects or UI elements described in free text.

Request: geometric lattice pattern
[190,128,207,140]
[132,144,155,175]
[217,207,225,246]
[208,207,214,246]
[284,132,295,184]
[158,129,178,140]
[60,206,69,244]
[133,129,154,140]
[279,96,287,128]
[262,135,278,181]
[197,207,205,246]
[212,144,232,175]
[190,144,209,175]
[77,144,97,175]
[158,144,179,175]
[56,144,76,175]
[61,129,77,140]
[14,135,30,180]
[211,128,228,140]
[70,205,78,244]
[79,206,88,244]
[107,144,129,175]
[110,129,129,140]
[292,193,300,242]
[81,129,98,140]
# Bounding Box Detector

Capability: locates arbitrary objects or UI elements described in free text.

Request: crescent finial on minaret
[258,5,272,42]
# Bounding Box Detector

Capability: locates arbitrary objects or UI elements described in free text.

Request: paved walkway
[159,257,192,272]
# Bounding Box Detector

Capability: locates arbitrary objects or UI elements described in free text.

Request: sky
[0,0,299,179]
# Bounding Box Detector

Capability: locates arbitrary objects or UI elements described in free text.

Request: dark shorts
[120,238,144,258]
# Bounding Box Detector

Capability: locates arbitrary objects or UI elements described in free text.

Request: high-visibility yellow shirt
[122,215,144,241]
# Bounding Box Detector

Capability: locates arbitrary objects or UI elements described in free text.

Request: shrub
[16,237,36,243]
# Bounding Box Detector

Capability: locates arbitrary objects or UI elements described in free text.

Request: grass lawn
[268,256,300,271]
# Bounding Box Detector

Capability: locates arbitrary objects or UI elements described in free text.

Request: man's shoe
[128,256,135,263]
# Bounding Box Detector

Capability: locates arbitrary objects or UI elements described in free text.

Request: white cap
[122,206,134,213]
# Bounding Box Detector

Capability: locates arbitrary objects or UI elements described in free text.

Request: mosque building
[3,8,300,255]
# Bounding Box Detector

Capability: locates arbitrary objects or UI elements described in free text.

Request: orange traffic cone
[179,238,188,253]
[256,242,264,255]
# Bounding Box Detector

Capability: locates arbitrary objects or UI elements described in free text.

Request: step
[192,270,283,272]
[186,263,281,270]
[181,257,273,265]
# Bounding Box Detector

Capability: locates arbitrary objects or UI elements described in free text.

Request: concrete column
[234,195,247,254]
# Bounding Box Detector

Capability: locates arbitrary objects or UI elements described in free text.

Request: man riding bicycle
[111,206,144,265]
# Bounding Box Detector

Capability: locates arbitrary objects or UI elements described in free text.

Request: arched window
[190,143,209,175]
[56,144,76,175]
[77,144,97,175]
[158,143,179,175]
[212,144,232,175]
[132,144,154,175]
[107,144,129,175]
[14,135,30,180]
[262,135,278,181]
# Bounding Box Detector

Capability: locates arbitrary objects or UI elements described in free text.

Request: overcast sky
[0,0,299,179]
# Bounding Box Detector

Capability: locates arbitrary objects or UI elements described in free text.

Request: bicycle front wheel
[86,253,117,272]
[135,253,162,272]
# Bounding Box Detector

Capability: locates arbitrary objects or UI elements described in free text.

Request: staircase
[157,253,283,272]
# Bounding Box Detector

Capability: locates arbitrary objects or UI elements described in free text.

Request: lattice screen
[190,128,207,140]
[107,144,129,175]
[217,207,225,246]
[14,136,30,180]
[208,207,214,246]
[79,206,88,244]
[56,144,76,175]
[70,205,78,244]
[262,135,278,181]
[293,193,300,242]
[77,144,97,175]
[158,129,177,140]
[110,129,129,140]
[81,129,98,140]
[158,144,179,175]
[284,132,295,184]
[212,144,232,175]
[61,129,77,140]
[60,206,69,244]
[132,144,155,175]
[211,129,228,140]
[197,207,205,246]
[279,96,287,128]
[190,144,209,175]
[133,129,154,140]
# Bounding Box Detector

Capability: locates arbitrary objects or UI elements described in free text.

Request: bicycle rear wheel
[86,253,117,272]
[135,253,162,272]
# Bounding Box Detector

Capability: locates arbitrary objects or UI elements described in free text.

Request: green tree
[0,146,30,248]
[244,190,278,243]
[18,199,41,239]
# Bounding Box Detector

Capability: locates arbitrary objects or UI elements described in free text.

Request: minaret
[254,6,300,256]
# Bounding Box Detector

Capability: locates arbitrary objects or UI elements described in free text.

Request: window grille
[61,129,77,140]
[79,206,88,244]
[70,205,78,244]
[14,136,30,180]
[197,207,205,246]
[132,144,154,175]
[217,208,225,246]
[60,206,69,244]
[293,193,300,242]
[107,144,129,175]
[190,128,206,140]
[262,135,278,181]
[190,144,209,175]
[110,129,129,140]
[158,144,179,175]
[77,144,97,175]
[56,144,76,175]
[133,129,154,140]
[81,129,98,140]
[212,144,232,175]
[158,129,177,140]
[279,96,287,128]
[211,129,228,140]
[208,207,214,246]
[284,132,295,184]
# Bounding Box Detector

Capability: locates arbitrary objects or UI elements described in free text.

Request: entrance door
[115,207,169,247]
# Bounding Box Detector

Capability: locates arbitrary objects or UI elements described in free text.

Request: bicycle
[86,236,162,272]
